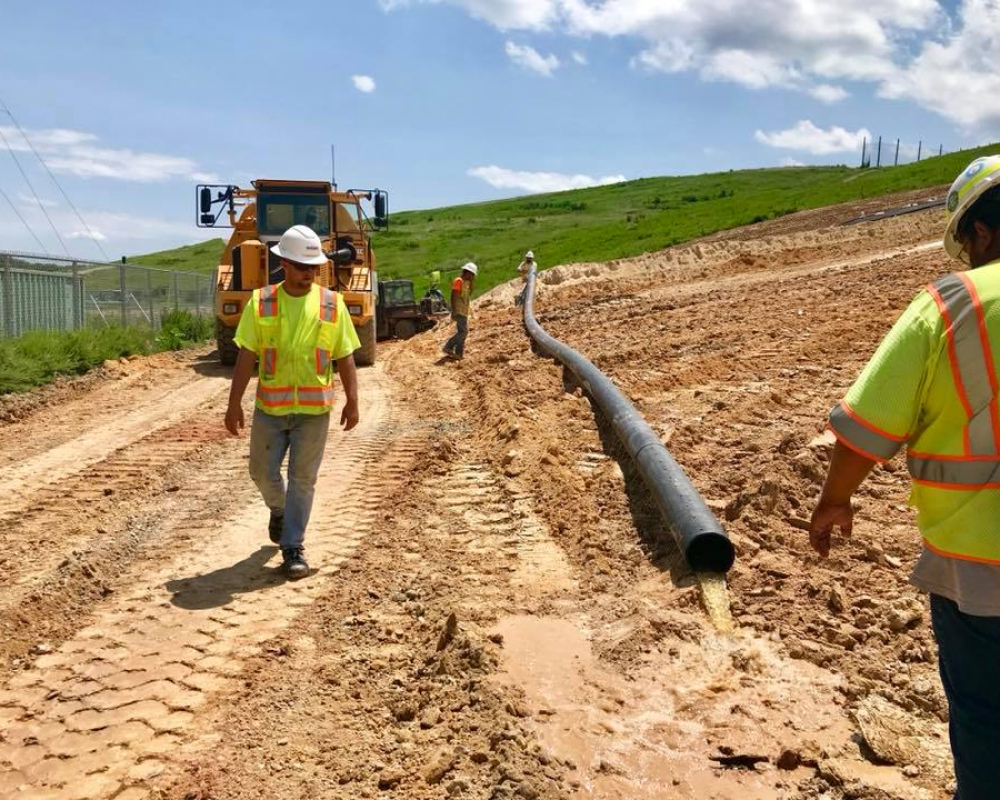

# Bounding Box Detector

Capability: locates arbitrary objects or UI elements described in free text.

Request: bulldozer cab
[381,280,417,307]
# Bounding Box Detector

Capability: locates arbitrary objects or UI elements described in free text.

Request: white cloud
[18,193,58,209]
[809,84,849,103]
[755,120,871,155]
[571,50,588,65]
[352,74,377,93]
[505,41,560,76]
[468,165,625,193]
[879,0,1000,130]
[780,157,806,167]
[382,0,1000,131]
[379,0,559,30]
[68,229,107,241]
[0,125,217,183]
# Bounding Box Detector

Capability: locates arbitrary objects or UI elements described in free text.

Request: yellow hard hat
[944,155,1000,263]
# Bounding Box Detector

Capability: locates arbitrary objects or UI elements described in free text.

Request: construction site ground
[0,189,956,800]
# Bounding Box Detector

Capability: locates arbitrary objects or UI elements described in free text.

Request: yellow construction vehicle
[197,179,388,366]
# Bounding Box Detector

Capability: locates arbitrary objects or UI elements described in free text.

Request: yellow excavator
[198,179,388,366]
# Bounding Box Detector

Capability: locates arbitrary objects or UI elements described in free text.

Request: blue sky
[1,0,998,259]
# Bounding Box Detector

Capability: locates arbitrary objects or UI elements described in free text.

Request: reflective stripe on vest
[927,273,1000,456]
[320,289,338,322]
[829,401,905,462]
[297,386,335,407]
[262,348,277,378]
[256,384,294,408]
[259,284,279,318]
[908,273,1000,487]
[315,349,331,374]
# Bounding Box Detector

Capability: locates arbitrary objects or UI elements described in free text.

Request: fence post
[146,269,155,329]
[72,262,81,329]
[2,253,14,338]
[119,258,127,326]
[172,272,179,311]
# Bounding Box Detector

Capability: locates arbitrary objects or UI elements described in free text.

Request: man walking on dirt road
[225,225,361,580]
[443,262,477,360]
[810,156,1000,799]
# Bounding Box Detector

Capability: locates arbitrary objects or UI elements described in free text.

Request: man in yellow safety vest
[811,156,1000,798]
[225,225,361,580]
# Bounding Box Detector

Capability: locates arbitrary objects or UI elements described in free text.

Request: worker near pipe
[225,225,361,580]
[442,262,477,360]
[516,250,535,307]
[810,156,1000,799]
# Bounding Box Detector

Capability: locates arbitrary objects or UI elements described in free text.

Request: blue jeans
[249,409,330,550]
[445,315,468,357]
[930,594,1000,800]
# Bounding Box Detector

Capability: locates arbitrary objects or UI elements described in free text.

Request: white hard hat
[944,155,1000,262]
[270,225,328,266]
[462,262,478,276]
[525,250,534,259]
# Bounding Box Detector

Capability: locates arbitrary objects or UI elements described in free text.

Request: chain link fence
[0,250,215,338]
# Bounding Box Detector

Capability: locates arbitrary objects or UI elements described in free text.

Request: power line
[0,94,111,261]
[0,178,49,253]
[0,121,70,256]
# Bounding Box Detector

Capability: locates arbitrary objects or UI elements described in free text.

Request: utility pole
[917,141,922,162]
[876,136,882,168]
[861,137,867,168]
[894,139,900,167]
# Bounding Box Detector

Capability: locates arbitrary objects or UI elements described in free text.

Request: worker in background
[443,262,477,360]
[225,225,361,580]
[810,156,1000,799]
[516,250,535,307]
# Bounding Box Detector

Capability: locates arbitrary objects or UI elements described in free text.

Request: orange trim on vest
[840,400,908,442]
[958,272,1000,453]
[924,537,1000,566]
[828,424,889,464]
[927,281,974,455]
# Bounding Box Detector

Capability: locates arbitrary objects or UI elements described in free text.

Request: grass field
[137,142,1000,297]
[0,311,213,394]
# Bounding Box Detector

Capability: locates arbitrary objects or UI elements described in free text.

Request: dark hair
[958,184,1000,242]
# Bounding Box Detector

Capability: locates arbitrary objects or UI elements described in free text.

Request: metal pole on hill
[876,136,882,168]
[119,258,127,326]
[939,145,944,157]
[917,141,922,162]
[860,137,867,168]
[1,253,13,337]
[894,139,900,167]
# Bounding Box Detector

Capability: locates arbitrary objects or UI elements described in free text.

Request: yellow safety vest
[253,283,340,416]
[829,261,1000,565]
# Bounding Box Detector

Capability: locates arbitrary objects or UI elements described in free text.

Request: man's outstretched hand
[809,498,853,558]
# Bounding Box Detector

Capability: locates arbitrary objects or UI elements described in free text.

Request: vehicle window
[258,194,330,236]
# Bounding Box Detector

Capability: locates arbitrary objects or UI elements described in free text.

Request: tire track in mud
[0,367,430,800]
[0,374,230,519]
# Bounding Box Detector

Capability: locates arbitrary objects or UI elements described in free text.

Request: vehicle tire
[394,319,416,340]
[216,320,238,366]
[355,316,377,366]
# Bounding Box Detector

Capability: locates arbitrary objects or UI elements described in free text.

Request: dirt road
[1,196,955,799]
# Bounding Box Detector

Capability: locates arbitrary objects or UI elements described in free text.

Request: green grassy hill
[138,142,1000,296]
[129,239,225,272]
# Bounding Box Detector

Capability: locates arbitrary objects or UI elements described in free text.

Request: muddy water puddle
[493,611,879,799]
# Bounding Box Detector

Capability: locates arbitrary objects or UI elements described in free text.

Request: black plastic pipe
[522,265,735,574]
